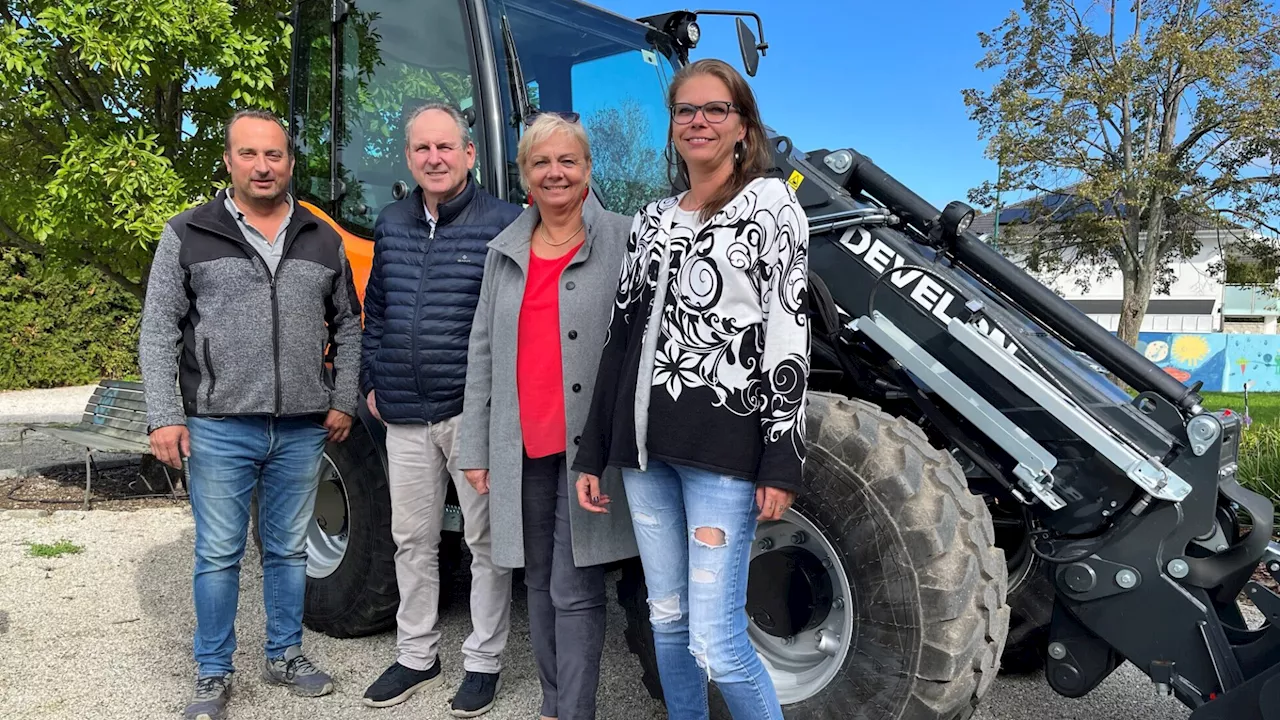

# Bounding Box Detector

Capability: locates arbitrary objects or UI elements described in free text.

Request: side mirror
[736,17,760,77]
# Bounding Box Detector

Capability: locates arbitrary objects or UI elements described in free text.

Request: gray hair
[224,109,293,156]
[516,113,592,193]
[404,102,473,149]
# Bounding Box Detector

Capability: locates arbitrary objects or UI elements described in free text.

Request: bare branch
[1214,208,1280,237]
[1183,175,1280,204]
[1109,0,1119,66]
[1173,121,1225,164]
[0,215,46,256]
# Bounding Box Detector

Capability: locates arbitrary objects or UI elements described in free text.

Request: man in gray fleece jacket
[138,109,362,720]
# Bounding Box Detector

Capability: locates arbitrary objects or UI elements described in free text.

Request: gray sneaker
[183,675,231,720]
[261,646,334,697]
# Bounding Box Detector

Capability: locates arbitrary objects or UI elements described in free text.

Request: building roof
[969,187,1248,238]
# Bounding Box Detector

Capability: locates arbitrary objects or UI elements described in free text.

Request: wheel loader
[268,1,1280,717]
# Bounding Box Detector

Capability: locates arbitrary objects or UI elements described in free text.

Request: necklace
[538,222,584,247]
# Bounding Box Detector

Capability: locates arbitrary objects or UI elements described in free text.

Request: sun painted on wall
[1135,333,1227,388]
[1133,332,1280,392]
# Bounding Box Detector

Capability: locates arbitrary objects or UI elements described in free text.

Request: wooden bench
[20,380,184,508]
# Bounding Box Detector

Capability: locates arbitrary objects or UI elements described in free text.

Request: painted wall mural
[1132,332,1280,392]
[1135,333,1228,389]
[1227,334,1280,392]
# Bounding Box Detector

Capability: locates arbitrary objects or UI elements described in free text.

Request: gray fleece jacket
[138,189,363,431]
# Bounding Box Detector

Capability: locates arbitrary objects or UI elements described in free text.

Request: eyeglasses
[670,101,738,125]
[524,110,580,126]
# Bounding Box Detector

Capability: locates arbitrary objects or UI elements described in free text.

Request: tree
[583,99,670,217]
[0,0,292,299]
[964,0,1280,346]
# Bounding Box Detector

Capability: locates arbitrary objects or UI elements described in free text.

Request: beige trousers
[384,415,513,673]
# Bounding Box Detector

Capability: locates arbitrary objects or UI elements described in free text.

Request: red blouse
[517,245,580,458]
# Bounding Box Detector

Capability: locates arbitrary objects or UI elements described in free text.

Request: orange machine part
[300,200,375,310]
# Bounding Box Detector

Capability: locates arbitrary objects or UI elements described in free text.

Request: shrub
[0,251,140,390]
[1239,424,1280,507]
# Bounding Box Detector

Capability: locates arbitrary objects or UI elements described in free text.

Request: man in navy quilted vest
[358,102,521,717]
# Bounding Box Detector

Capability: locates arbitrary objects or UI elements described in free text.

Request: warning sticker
[787,169,805,191]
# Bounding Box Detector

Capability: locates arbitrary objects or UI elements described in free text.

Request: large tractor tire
[268,420,466,636]
[618,393,1010,719]
[996,564,1053,675]
[986,499,1054,675]
[300,420,401,637]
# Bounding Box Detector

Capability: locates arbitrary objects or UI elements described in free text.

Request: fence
[1134,332,1280,392]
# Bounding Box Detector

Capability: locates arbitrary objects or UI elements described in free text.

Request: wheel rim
[306,453,349,579]
[747,508,853,705]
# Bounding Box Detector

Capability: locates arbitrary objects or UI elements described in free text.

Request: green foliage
[25,539,84,558]
[0,0,292,298]
[1239,424,1280,514]
[0,251,140,390]
[1224,255,1280,286]
[964,0,1280,346]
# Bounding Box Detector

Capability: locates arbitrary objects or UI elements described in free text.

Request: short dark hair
[224,109,294,156]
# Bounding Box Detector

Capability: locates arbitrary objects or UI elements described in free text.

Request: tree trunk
[1117,264,1156,348]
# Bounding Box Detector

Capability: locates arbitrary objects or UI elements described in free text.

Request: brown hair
[665,59,771,222]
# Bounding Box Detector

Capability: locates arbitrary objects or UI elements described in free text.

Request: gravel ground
[0,385,97,427]
[0,385,134,476]
[0,507,664,720]
[0,507,1256,720]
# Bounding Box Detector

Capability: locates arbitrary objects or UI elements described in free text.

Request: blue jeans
[621,460,783,720]
[186,415,329,678]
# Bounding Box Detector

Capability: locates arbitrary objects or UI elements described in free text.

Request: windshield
[290,0,336,211]
[292,0,487,237]
[486,0,679,216]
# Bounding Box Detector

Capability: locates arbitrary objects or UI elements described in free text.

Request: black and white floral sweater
[573,176,810,493]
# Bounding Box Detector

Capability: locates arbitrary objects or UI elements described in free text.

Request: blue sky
[594,0,1018,211]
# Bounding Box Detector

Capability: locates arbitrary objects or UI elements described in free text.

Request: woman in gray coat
[457,112,638,720]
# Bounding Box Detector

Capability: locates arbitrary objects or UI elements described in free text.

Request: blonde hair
[517,113,592,193]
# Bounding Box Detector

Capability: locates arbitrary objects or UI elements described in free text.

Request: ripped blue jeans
[621,460,783,720]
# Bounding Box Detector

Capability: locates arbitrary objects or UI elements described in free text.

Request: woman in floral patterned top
[572,58,810,720]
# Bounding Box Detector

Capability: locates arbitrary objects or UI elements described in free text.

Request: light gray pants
[385,416,513,674]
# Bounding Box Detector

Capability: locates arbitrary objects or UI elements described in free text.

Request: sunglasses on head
[524,110,580,126]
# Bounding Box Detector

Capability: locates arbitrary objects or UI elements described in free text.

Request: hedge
[0,251,140,390]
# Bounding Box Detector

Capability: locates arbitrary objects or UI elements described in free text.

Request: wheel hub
[747,546,833,638]
[305,454,349,580]
[745,509,853,706]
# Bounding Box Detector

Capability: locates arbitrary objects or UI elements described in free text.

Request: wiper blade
[500,14,532,127]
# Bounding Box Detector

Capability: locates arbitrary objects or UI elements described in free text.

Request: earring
[734,140,744,165]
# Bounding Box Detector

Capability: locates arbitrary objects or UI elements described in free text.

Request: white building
[970,195,1280,335]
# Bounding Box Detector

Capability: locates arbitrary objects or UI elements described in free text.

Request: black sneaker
[450,670,501,718]
[362,658,443,708]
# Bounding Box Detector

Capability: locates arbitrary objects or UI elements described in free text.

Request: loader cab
[288,0,683,243]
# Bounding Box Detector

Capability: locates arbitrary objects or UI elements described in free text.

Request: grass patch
[1195,393,1279,507]
[25,539,84,558]
[1199,392,1280,427]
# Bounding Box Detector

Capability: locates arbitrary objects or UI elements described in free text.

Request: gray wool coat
[457,193,639,570]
